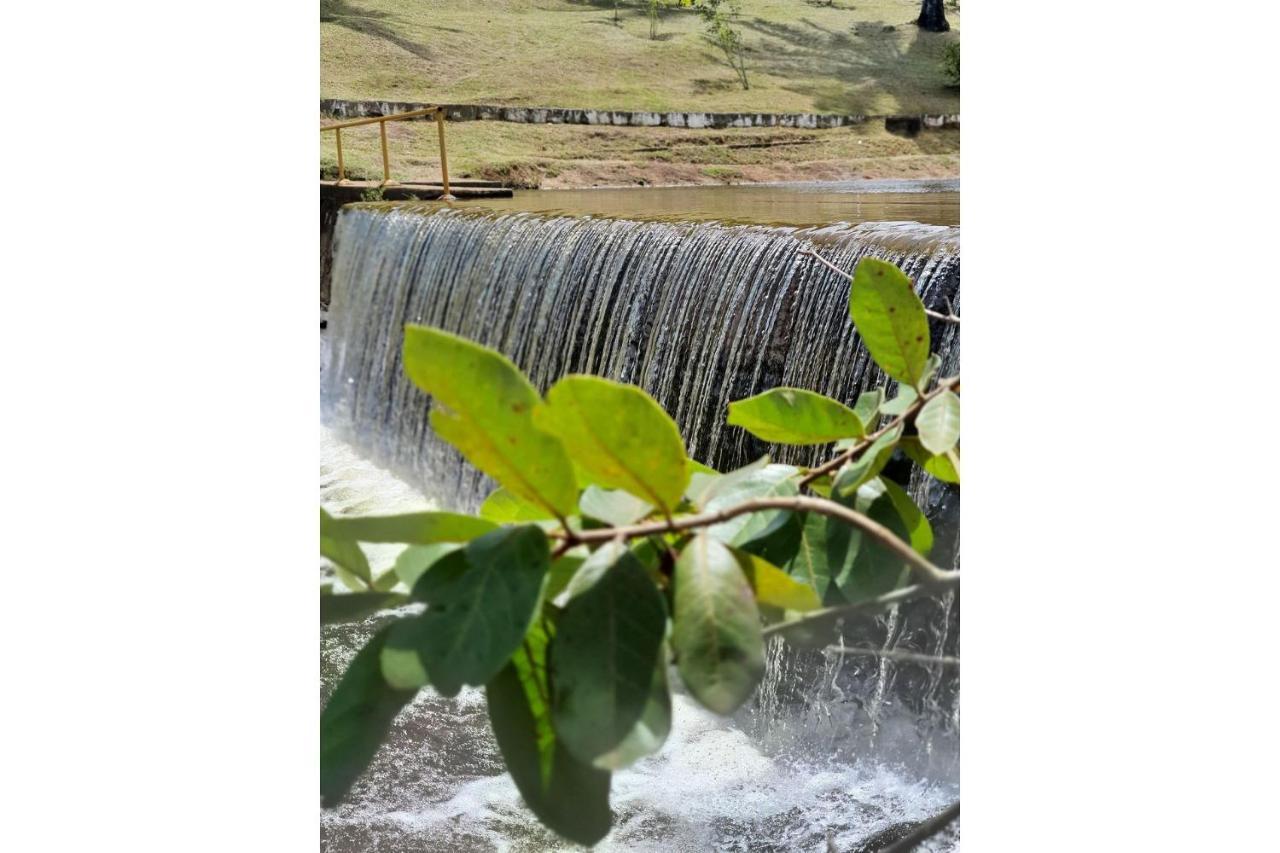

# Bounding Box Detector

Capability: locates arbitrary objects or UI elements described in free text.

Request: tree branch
[798,249,960,324]
[553,495,958,587]
[797,375,960,488]
[870,801,960,853]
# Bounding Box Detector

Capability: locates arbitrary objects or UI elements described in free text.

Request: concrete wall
[320,99,959,132]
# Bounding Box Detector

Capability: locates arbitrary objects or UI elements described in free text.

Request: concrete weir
[320,99,960,132]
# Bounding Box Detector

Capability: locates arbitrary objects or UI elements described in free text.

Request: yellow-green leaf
[479,488,555,523]
[534,375,689,513]
[403,325,578,517]
[321,508,497,544]
[734,550,822,612]
[849,258,930,387]
[901,437,961,484]
[727,387,864,444]
[916,389,960,455]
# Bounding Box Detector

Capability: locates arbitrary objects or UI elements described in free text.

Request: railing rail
[321,107,452,199]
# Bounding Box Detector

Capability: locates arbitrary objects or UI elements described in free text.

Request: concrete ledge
[320,99,959,132]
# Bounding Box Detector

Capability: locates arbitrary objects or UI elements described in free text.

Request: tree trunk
[917,0,950,33]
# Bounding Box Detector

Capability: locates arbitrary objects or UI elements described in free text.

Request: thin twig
[551,495,958,586]
[824,645,960,668]
[762,582,951,639]
[873,801,960,853]
[797,375,960,488]
[798,249,960,325]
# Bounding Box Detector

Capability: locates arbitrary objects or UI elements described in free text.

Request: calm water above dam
[441,179,958,228]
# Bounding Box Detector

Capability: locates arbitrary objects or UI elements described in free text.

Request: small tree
[649,0,663,40]
[698,0,750,90]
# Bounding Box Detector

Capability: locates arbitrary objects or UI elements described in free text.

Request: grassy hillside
[321,0,960,116]
[320,117,958,189]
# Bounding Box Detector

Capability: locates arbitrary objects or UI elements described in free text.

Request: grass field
[320,117,958,189]
[321,0,960,116]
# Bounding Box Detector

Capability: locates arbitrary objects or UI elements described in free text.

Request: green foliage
[320,590,409,625]
[943,41,960,87]
[487,619,614,845]
[672,533,765,714]
[697,0,750,90]
[403,325,579,517]
[322,508,496,544]
[320,256,958,844]
[534,375,689,513]
[388,526,550,696]
[321,627,419,807]
[728,387,865,444]
[916,389,960,454]
[551,542,669,765]
[849,257,931,389]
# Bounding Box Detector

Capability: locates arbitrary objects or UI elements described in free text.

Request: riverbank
[320,119,959,189]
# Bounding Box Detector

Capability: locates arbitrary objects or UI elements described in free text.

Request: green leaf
[479,488,556,523]
[901,437,961,484]
[371,569,401,592]
[852,387,884,429]
[403,325,578,518]
[880,385,918,416]
[920,353,942,387]
[534,375,689,513]
[547,548,588,601]
[916,389,960,455]
[835,481,914,604]
[320,591,408,624]
[392,543,462,588]
[734,550,822,612]
[321,627,418,807]
[672,534,765,715]
[688,459,718,476]
[487,623,613,846]
[702,464,800,547]
[321,508,497,545]
[592,654,672,771]
[321,512,372,590]
[834,423,903,497]
[579,485,653,527]
[727,387,864,444]
[390,526,550,697]
[782,496,867,604]
[849,258,930,387]
[688,455,768,508]
[878,477,934,555]
[552,545,668,763]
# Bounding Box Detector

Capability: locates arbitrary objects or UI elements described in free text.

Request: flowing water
[321,189,960,851]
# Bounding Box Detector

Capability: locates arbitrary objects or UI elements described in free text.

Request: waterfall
[322,205,959,511]
[320,204,960,847]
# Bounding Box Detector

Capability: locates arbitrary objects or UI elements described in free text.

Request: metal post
[379,119,391,184]
[334,128,346,183]
[436,108,455,200]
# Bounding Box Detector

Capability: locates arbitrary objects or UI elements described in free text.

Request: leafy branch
[319,253,960,845]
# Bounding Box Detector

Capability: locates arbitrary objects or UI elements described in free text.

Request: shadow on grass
[735,15,955,113]
[321,0,432,62]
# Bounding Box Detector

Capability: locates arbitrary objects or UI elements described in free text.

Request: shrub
[942,41,960,87]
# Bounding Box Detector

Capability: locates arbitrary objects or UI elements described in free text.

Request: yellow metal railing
[321,107,452,198]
